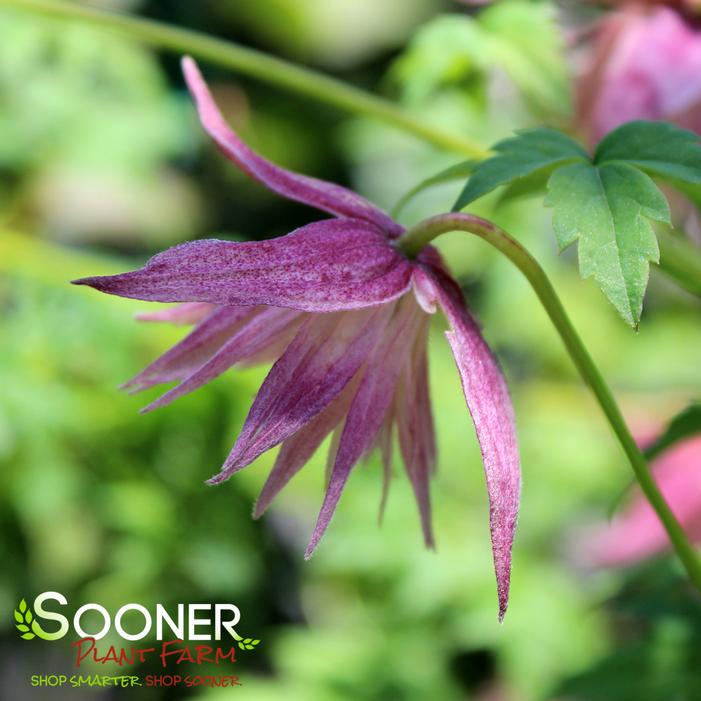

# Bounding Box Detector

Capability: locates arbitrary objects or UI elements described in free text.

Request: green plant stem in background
[0,0,489,159]
[657,228,701,297]
[398,213,701,593]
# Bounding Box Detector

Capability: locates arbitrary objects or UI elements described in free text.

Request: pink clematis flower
[577,2,701,143]
[579,435,701,567]
[74,57,520,619]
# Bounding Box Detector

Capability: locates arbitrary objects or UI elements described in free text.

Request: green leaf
[392,160,475,218]
[16,623,29,632]
[243,638,252,644]
[453,128,587,211]
[25,610,33,623]
[19,599,27,613]
[546,161,669,327]
[595,121,701,185]
[14,610,22,623]
[251,639,260,645]
[495,161,566,206]
[645,404,701,461]
[21,633,35,640]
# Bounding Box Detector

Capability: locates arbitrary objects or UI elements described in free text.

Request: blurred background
[1,0,700,699]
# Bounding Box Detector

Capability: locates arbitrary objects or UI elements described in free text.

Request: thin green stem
[0,0,489,159]
[398,213,701,591]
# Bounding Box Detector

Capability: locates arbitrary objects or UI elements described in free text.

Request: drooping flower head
[577,1,701,143]
[74,58,521,620]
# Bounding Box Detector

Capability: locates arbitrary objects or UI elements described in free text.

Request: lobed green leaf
[595,121,701,186]
[453,128,587,211]
[546,161,669,327]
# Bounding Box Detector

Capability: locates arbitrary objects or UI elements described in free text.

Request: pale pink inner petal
[208,306,394,484]
[413,264,520,622]
[306,296,426,558]
[135,302,216,326]
[124,305,257,392]
[141,307,305,413]
[182,56,403,238]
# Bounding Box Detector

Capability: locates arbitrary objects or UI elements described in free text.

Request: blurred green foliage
[1,2,700,700]
[391,0,570,119]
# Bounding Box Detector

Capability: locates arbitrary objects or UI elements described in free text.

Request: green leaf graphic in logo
[15,599,35,640]
[232,630,261,651]
[14,598,59,641]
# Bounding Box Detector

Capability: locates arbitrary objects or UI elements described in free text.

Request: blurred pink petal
[578,5,701,142]
[580,436,701,567]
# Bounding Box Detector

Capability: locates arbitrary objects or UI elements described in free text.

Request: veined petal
[306,296,426,558]
[182,57,403,238]
[414,265,520,622]
[135,302,215,325]
[73,219,412,313]
[141,307,304,413]
[396,315,436,548]
[124,305,256,392]
[209,306,393,484]
[253,376,360,518]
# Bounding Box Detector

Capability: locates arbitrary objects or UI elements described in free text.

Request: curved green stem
[0,0,489,159]
[398,213,701,591]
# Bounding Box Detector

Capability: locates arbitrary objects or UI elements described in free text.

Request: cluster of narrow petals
[74,57,521,620]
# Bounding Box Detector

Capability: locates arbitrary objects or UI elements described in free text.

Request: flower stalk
[398,213,701,593]
[0,0,489,159]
